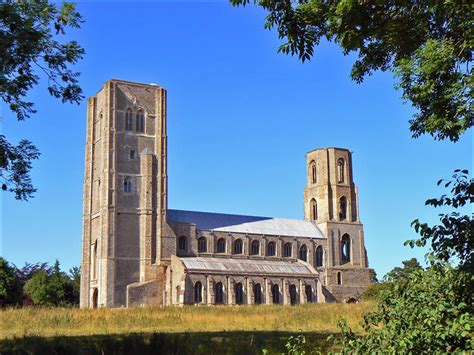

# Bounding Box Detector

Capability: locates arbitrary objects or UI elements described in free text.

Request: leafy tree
[408,169,473,272]
[0,257,22,306]
[230,0,472,142]
[384,257,422,281]
[69,266,81,305]
[0,0,84,200]
[332,173,473,352]
[335,265,473,352]
[360,282,390,301]
[14,261,52,286]
[24,260,74,306]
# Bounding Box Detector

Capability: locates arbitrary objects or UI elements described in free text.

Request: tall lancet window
[136,110,145,133]
[310,160,317,184]
[339,196,347,220]
[341,234,351,264]
[337,158,345,183]
[310,199,317,221]
[125,109,133,131]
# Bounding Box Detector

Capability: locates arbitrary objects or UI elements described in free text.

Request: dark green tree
[0,0,84,200]
[68,266,81,305]
[230,0,472,142]
[14,261,52,287]
[0,257,22,306]
[384,257,422,281]
[24,260,73,306]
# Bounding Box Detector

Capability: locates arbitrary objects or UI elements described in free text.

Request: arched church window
[310,199,317,221]
[315,245,324,267]
[123,176,132,193]
[341,234,351,264]
[305,285,313,303]
[215,282,224,304]
[310,160,317,184]
[283,242,292,257]
[233,239,242,254]
[125,109,133,131]
[272,284,280,304]
[337,158,345,183]
[289,284,298,305]
[136,110,145,133]
[299,244,308,262]
[339,196,347,220]
[194,281,202,303]
[251,240,260,256]
[267,241,276,256]
[198,237,207,253]
[92,288,98,308]
[254,283,263,305]
[235,283,244,305]
[178,236,187,252]
[216,238,226,253]
[92,241,98,280]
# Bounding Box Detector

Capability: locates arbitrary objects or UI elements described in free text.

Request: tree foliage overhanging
[230,0,473,142]
[229,2,474,352]
[0,0,84,200]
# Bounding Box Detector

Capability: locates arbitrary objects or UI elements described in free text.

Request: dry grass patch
[0,302,374,339]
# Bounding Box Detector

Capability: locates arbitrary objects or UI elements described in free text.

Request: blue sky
[2,1,472,278]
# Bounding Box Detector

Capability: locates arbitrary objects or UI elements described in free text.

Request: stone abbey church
[80,79,372,308]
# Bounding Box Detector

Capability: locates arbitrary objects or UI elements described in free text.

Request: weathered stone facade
[80,79,372,308]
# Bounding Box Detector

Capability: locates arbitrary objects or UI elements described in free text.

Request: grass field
[0,302,373,340]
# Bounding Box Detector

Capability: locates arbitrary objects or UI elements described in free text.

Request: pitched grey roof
[179,257,316,275]
[168,209,324,239]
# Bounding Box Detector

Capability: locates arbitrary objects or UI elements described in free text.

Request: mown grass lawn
[0,302,373,339]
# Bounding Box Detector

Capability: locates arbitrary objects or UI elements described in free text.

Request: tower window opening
[339,196,347,220]
[129,149,136,160]
[92,241,98,280]
[337,158,345,183]
[337,272,342,285]
[341,234,351,264]
[310,199,317,221]
[123,177,132,193]
[310,160,317,184]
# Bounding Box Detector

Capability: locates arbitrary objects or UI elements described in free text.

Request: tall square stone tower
[80,80,170,308]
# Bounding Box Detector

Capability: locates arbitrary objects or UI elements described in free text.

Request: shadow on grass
[0,331,337,355]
